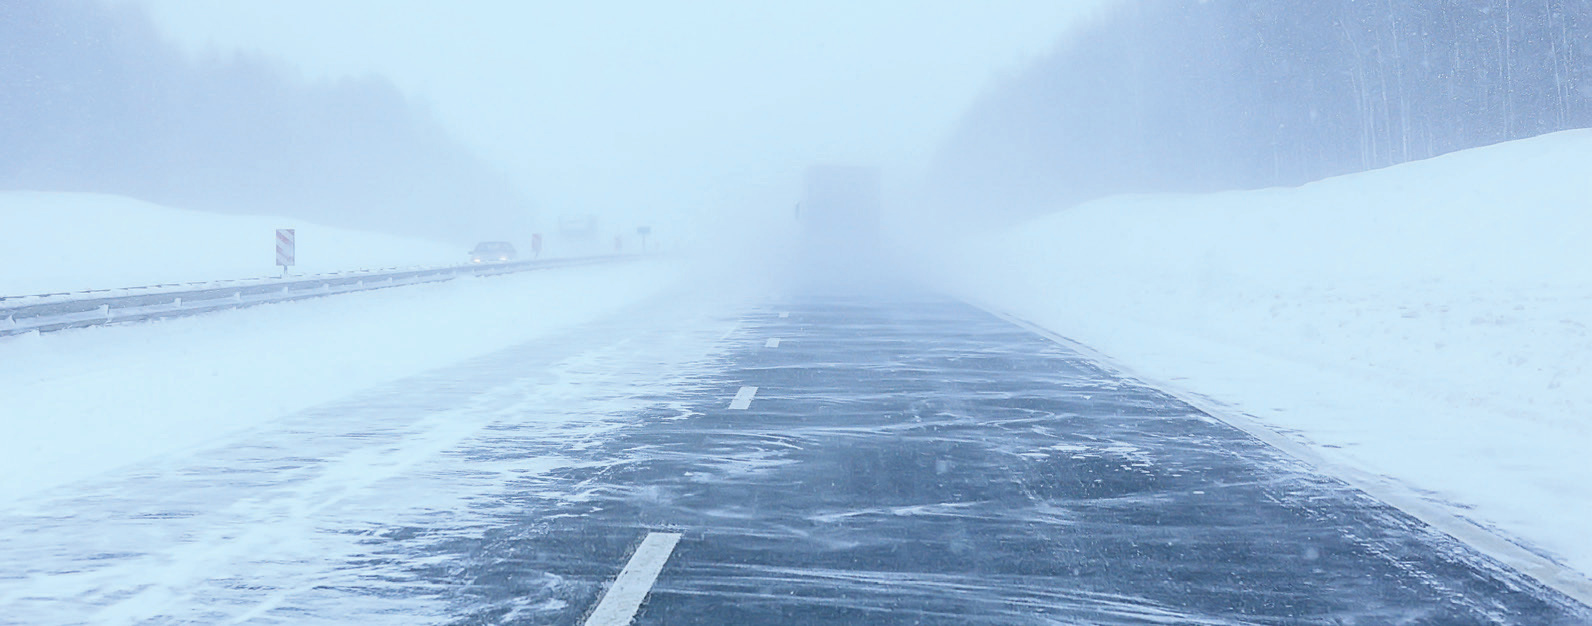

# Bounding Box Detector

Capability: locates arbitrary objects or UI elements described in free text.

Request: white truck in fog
[798,165,882,280]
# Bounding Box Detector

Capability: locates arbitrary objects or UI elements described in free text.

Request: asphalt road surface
[2,288,1587,624]
[432,290,1588,624]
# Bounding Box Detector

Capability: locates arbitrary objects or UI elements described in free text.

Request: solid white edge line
[583,532,683,626]
[764,337,781,348]
[729,386,758,410]
[968,299,1592,609]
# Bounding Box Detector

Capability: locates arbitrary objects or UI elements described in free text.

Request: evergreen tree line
[0,0,532,243]
[931,0,1592,220]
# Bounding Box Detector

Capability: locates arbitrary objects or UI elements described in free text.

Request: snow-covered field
[0,190,732,622]
[0,259,685,502]
[0,191,464,295]
[923,129,1592,578]
[0,276,737,623]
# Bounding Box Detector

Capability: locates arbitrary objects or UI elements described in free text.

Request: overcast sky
[124,0,1108,233]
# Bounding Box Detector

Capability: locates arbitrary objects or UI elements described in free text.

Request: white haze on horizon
[120,0,1110,249]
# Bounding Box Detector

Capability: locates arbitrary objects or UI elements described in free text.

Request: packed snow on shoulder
[923,129,1592,577]
[0,259,686,502]
[0,191,462,295]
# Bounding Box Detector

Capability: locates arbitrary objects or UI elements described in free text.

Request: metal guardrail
[0,265,435,304]
[0,254,633,337]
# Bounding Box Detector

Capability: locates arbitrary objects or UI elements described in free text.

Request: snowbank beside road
[0,191,461,295]
[0,260,683,501]
[925,129,1592,577]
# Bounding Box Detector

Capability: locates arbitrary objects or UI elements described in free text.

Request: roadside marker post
[276,228,296,276]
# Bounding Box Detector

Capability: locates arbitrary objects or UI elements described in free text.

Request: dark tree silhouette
[930,0,1592,222]
[0,0,532,243]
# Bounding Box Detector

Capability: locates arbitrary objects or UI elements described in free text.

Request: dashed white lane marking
[728,386,758,410]
[583,532,682,626]
[764,338,781,348]
[778,312,789,318]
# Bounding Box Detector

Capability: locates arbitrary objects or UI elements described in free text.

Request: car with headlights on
[469,241,517,263]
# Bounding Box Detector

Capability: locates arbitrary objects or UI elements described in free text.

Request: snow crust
[0,260,684,502]
[0,191,463,295]
[926,129,1592,577]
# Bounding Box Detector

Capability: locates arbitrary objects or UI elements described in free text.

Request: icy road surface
[1,289,1587,624]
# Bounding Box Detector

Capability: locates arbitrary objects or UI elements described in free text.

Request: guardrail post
[100,304,111,319]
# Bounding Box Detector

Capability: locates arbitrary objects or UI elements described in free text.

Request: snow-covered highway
[2,285,1587,624]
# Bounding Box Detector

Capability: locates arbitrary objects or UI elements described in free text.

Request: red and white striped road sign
[276,229,296,267]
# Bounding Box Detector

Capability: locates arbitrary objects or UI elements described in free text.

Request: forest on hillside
[931,0,1592,220]
[0,0,531,242]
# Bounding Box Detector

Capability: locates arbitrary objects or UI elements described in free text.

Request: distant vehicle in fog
[800,165,882,278]
[469,241,517,263]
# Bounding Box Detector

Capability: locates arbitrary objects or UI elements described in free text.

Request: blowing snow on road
[7,0,1592,624]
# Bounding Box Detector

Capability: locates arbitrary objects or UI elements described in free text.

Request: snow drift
[923,129,1592,577]
[0,260,684,501]
[0,191,462,295]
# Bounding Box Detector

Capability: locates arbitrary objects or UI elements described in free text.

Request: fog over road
[1,287,1586,624]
